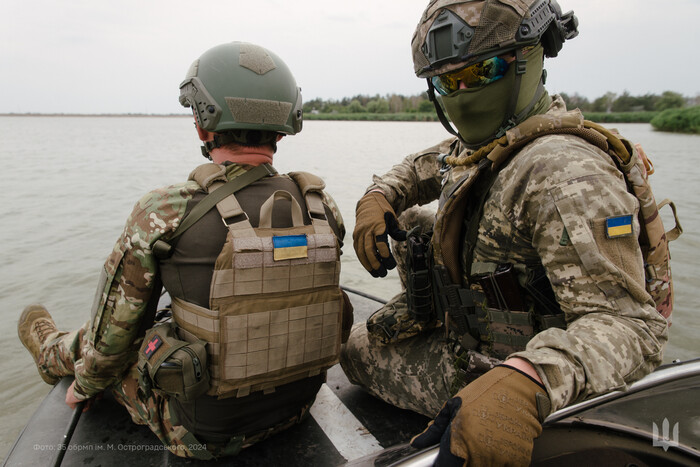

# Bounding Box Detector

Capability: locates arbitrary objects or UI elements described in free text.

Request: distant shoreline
[0,111,674,126]
[0,113,190,118]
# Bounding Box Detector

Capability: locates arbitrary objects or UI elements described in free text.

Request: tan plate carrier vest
[172,167,342,398]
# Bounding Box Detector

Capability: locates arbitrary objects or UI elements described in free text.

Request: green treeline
[304,94,440,121]
[303,90,699,133]
[650,107,700,134]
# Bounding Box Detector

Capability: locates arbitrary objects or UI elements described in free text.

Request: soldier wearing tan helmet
[18,42,349,460]
[343,1,672,465]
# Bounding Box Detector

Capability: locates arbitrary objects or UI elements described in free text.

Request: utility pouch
[137,323,209,402]
[405,228,435,323]
[432,265,484,339]
[476,263,534,357]
[477,263,525,311]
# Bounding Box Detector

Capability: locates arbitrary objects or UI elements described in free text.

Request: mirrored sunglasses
[431,56,510,95]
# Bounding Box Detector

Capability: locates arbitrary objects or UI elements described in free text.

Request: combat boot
[18,304,60,385]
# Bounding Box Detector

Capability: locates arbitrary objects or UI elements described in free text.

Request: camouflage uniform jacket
[73,163,345,400]
[368,96,668,412]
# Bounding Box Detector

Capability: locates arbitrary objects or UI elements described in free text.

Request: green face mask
[441,45,546,147]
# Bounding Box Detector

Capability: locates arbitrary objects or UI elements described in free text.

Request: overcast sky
[2,0,698,114]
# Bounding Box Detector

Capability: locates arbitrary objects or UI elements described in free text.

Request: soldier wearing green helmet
[179,41,303,156]
[344,1,670,465]
[18,41,349,460]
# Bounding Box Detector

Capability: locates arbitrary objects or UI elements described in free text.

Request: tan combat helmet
[412,0,578,79]
[412,0,578,146]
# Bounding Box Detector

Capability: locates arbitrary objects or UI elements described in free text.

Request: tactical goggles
[431,56,510,95]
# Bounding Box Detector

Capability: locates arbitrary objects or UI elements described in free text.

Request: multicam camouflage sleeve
[367,138,451,215]
[72,182,199,400]
[320,190,346,245]
[496,135,669,412]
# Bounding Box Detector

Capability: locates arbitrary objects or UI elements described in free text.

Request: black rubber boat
[4,288,699,466]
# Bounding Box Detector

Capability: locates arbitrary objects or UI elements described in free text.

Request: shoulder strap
[463,160,501,282]
[288,171,333,234]
[152,164,276,258]
[175,164,277,240]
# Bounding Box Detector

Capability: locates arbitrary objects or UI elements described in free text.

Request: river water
[0,116,698,457]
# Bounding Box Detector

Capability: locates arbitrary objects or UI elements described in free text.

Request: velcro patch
[143,335,163,360]
[606,215,633,238]
[273,235,308,261]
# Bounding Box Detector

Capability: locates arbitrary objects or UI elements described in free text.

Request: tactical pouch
[405,228,435,323]
[137,323,209,402]
[477,263,525,311]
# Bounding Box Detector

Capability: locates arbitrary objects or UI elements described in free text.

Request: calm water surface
[0,116,698,457]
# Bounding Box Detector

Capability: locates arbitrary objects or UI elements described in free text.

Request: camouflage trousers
[340,206,501,417]
[341,319,455,417]
[38,321,303,459]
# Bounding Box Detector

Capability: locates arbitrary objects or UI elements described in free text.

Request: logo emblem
[652,418,679,451]
[606,215,633,238]
[272,235,308,261]
[143,335,163,359]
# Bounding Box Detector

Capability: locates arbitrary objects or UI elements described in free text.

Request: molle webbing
[173,169,341,398]
[210,232,338,297]
[476,306,565,359]
[172,290,340,397]
[432,264,485,338]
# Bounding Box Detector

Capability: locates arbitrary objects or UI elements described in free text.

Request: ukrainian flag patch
[273,235,308,261]
[606,215,633,238]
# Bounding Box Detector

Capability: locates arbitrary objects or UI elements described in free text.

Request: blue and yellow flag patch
[273,235,308,261]
[606,215,633,238]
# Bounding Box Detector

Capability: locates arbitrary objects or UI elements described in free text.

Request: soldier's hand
[353,191,406,277]
[66,380,94,412]
[411,366,550,466]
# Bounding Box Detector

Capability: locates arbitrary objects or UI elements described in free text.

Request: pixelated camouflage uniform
[341,96,668,417]
[38,163,345,459]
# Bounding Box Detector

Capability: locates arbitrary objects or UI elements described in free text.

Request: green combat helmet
[412,0,578,147]
[179,42,303,159]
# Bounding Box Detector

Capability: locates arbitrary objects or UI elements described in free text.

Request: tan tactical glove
[353,192,406,277]
[411,365,551,467]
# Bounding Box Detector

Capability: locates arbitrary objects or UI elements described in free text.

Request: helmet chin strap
[495,48,527,140]
[427,78,464,145]
[428,48,547,150]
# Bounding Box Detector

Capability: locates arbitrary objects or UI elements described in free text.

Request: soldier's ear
[195,123,214,142]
